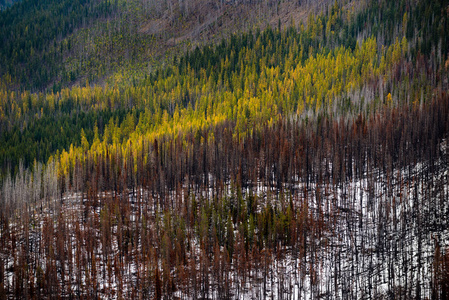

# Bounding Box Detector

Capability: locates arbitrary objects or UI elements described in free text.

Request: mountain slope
[0,0,349,92]
[0,0,449,298]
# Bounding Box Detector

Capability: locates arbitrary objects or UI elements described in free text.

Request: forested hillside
[1,0,449,298]
[0,0,18,10]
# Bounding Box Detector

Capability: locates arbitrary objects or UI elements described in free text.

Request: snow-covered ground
[2,157,448,299]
